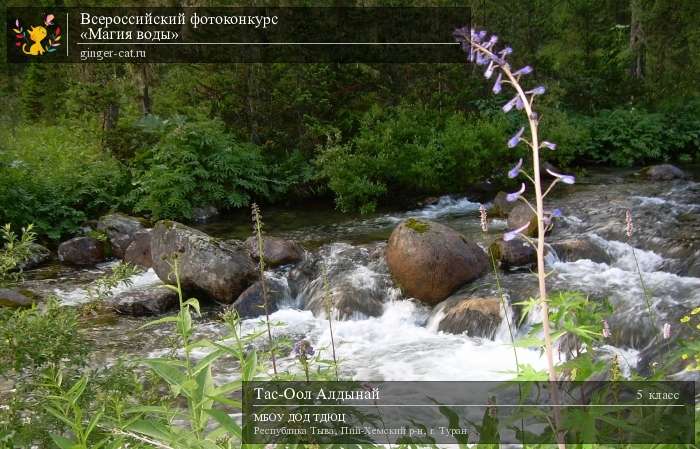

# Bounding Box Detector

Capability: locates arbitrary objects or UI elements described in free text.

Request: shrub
[0,299,87,376]
[316,104,510,213]
[538,108,591,168]
[128,117,278,221]
[0,125,127,240]
[0,224,36,288]
[583,103,700,166]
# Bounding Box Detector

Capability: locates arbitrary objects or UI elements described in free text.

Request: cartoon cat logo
[12,14,61,56]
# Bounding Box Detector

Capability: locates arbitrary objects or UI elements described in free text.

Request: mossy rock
[386,219,489,304]
[405,218,430,233]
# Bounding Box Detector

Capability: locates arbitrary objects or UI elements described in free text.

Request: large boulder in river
[490,191,515,218]
[489,238,536,268]
[58,236,107,266]
[150,221,258,304]
[507,203,538,237]
[386,219,488,305]
[437,296,503,339]
[97,213,149,258]
[245,236,303,267]
[124,229,153,268]
[642,164,687,181]
[109,285,178,316]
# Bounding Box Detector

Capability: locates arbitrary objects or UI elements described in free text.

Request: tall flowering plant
[454,27,575,445]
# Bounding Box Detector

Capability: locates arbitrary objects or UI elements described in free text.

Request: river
[22,169,700,383]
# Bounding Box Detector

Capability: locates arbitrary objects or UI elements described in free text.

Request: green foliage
[128,116,279,221]
[0,223,36,288]
[517,291,612,381]
[0,125,127,240]
[317,104,510,213]
[582,103,700,166]
[0,299,87,376]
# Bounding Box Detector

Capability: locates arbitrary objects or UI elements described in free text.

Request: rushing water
[22,169,700,381]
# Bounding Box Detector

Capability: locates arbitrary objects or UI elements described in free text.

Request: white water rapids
[34,175,699,381]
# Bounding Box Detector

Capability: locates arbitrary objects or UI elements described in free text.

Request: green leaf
[126,419,177,442]
[49,434,79,449]
[45,405,77,430]
[205,409,242,438]
[192,348,225,375]
[141,358,186,388]
[138,315,179,329]
[242,350,257,381]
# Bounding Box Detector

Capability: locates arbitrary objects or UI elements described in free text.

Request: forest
[1,0,698,239]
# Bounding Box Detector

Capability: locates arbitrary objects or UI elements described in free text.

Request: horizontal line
[76,42,460,45]
[252,404,686,408]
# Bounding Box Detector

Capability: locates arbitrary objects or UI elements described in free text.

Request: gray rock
[17,243,51,270]
[97,214,149,258]
[58,237,107,266]
[550,238,611,264]
[437,296,503,339]
[489,238,536,268]
[245,236,304,267]
[507,203,538,237]
[643,164,687,181]
[232,277,290,318]
[386,219,488,305]
[490,191,515,218]
[0,288,36,307]
[109,285,178,316]
[296,243,392,320]
[124,229,153,268]
[192,205,219,223]
[150,221,258,304]
[304,277,386,320]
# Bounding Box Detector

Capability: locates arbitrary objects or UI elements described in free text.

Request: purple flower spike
[526,86,546,95]
[508,127,525,148]
[478,30,487,40]
[502,96,519,113]
[294,339,315,357]
[515,97,525,110]
[483,35,498,50]
[484,62,495,79]
[546,168,575,184]
[513,65,533,76]
[551,208,562,218]
[508,158,523,178]
[492,73,503,94]
[504,221,530,241]
[541,141,557,150]
[506,183,526,202]
[499,46,513,57]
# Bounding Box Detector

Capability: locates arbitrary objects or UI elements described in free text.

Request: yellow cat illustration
[22,26,47,56]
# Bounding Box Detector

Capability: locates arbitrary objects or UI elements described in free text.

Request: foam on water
[407,196,482,220]
[240,301,547,381]
[553,258,700,312]
[52,267,162,305]
[588,233,664,272]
